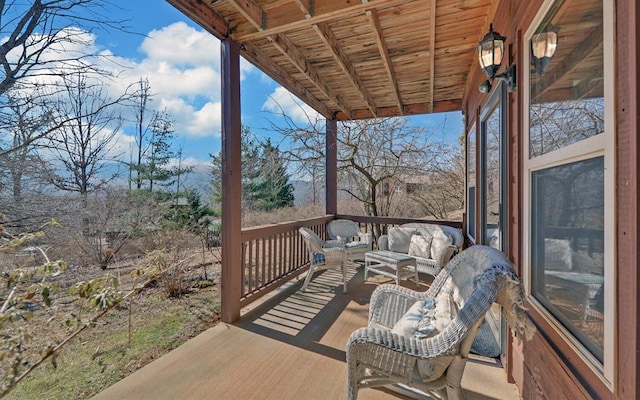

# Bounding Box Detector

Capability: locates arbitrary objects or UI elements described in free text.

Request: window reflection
[531,157,604,361]
[467,129,476,239]
[529,0,604,158]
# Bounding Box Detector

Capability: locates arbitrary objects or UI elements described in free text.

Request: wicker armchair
[327,219,373,263]
[346,245,534,399]
[299,227,348,293]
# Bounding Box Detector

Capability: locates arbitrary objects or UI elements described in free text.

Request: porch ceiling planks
[167,0,495,120]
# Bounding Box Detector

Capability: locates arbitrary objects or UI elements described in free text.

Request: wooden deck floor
[92,267,520,400]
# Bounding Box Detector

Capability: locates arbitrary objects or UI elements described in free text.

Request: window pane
[484,105,501,249]
[467,129,476,239]
[531,157,604,361]
[529,0,604,158]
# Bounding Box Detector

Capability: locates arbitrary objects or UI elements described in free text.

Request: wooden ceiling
[167,0,495,120]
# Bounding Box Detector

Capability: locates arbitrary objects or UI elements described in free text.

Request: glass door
[480,81,508,356]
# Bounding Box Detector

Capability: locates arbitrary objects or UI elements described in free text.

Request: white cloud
[262,86,321,124]
[141,22,220,66]
[4,21,264,162]
[159,98,222,138]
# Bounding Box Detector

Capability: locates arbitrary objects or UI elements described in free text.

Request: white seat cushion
[408,234,432,259]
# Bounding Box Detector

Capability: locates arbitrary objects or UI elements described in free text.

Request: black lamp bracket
[479,64,516,93]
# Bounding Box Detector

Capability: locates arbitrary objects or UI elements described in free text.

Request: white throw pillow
[408,234,432,259]
[416,292,457,338]
[416,292,457,381]
[388,227,417,253]
[391,300,424,337]
[430,229,452,260]
[390,292,457,340]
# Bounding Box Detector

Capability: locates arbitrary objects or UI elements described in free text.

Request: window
[524,0,615,383]
[466,124,476,240]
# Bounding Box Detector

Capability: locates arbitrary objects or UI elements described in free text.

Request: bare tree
[0,0,127,95]
[129,78,154,190]
[337,118,436,217]
[264,103,326,205]
[0,0,129,164]
[0,89,53,229]
[0,89,50,197]
[408,141,465,220]
[46,70,124,203]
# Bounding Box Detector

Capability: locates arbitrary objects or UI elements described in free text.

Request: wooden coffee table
[364,250,419,288]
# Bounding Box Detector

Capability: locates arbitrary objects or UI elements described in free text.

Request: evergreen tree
[134,110,192,193]
[210,126,259,212]
[210,129,294,212]
[251,138,294,211]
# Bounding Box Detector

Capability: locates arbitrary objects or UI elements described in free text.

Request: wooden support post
[221,38,242,323]
[326,119,338,215]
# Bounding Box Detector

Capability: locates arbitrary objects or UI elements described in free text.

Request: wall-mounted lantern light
[531,25,558,74]
[477,24,516,93]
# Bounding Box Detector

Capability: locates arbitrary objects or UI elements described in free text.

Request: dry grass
[1,230,222,400]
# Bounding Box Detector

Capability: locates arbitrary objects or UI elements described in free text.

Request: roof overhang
[167,0,495,120]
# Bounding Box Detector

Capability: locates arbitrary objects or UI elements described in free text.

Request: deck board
[93,268,520,400]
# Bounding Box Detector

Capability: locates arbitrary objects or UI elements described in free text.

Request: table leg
[364,257,369,282]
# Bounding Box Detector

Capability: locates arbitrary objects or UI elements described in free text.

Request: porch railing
[238,214,462,309]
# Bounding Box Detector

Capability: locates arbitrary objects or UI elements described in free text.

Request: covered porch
[99,0,524,397]
[93,266,518,399]
[105,0,640,399]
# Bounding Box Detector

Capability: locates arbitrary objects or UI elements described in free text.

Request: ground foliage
[0,213,222,399]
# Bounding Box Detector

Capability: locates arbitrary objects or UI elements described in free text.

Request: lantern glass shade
[477,25,506,79]
[532,30,558,59]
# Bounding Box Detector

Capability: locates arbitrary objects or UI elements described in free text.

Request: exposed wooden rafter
[170,0,496,121]
[269,33,353,118]
[293,0,313,18]
[228,0,352,117]
[241,42,334,119]
[232,0,410,42]
[428,0,437,113]
[227,0,265,31]
[312,22,378,116]
[166,0,228,40]
[367,9,403,115]
[335,98,461,121]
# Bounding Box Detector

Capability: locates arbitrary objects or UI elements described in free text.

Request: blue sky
[83,2,463,169]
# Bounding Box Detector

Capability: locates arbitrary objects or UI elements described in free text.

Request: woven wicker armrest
[347,326,460,360]
[322,246,347,264]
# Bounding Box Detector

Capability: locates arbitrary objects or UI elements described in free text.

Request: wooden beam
[227,0,265,31]
[166,0,228,40]
[428,0,437,113]
[335,99,461,120]
[241,42,334,119]
[220,38,243,324]
[367,9,404,115]
[326,119,338,215]
[312,22,378,116]
[232,0,410,42]
[269,33,353,118]
[293,0,313,17]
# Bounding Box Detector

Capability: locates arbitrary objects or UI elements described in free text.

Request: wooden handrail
[237,214,463,311]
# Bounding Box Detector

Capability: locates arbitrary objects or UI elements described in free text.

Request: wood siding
[614,0,640,398]
[464,0,639,399]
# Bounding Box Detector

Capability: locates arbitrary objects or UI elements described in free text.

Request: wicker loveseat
[377,223,464,277]
[346,245,534,400]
